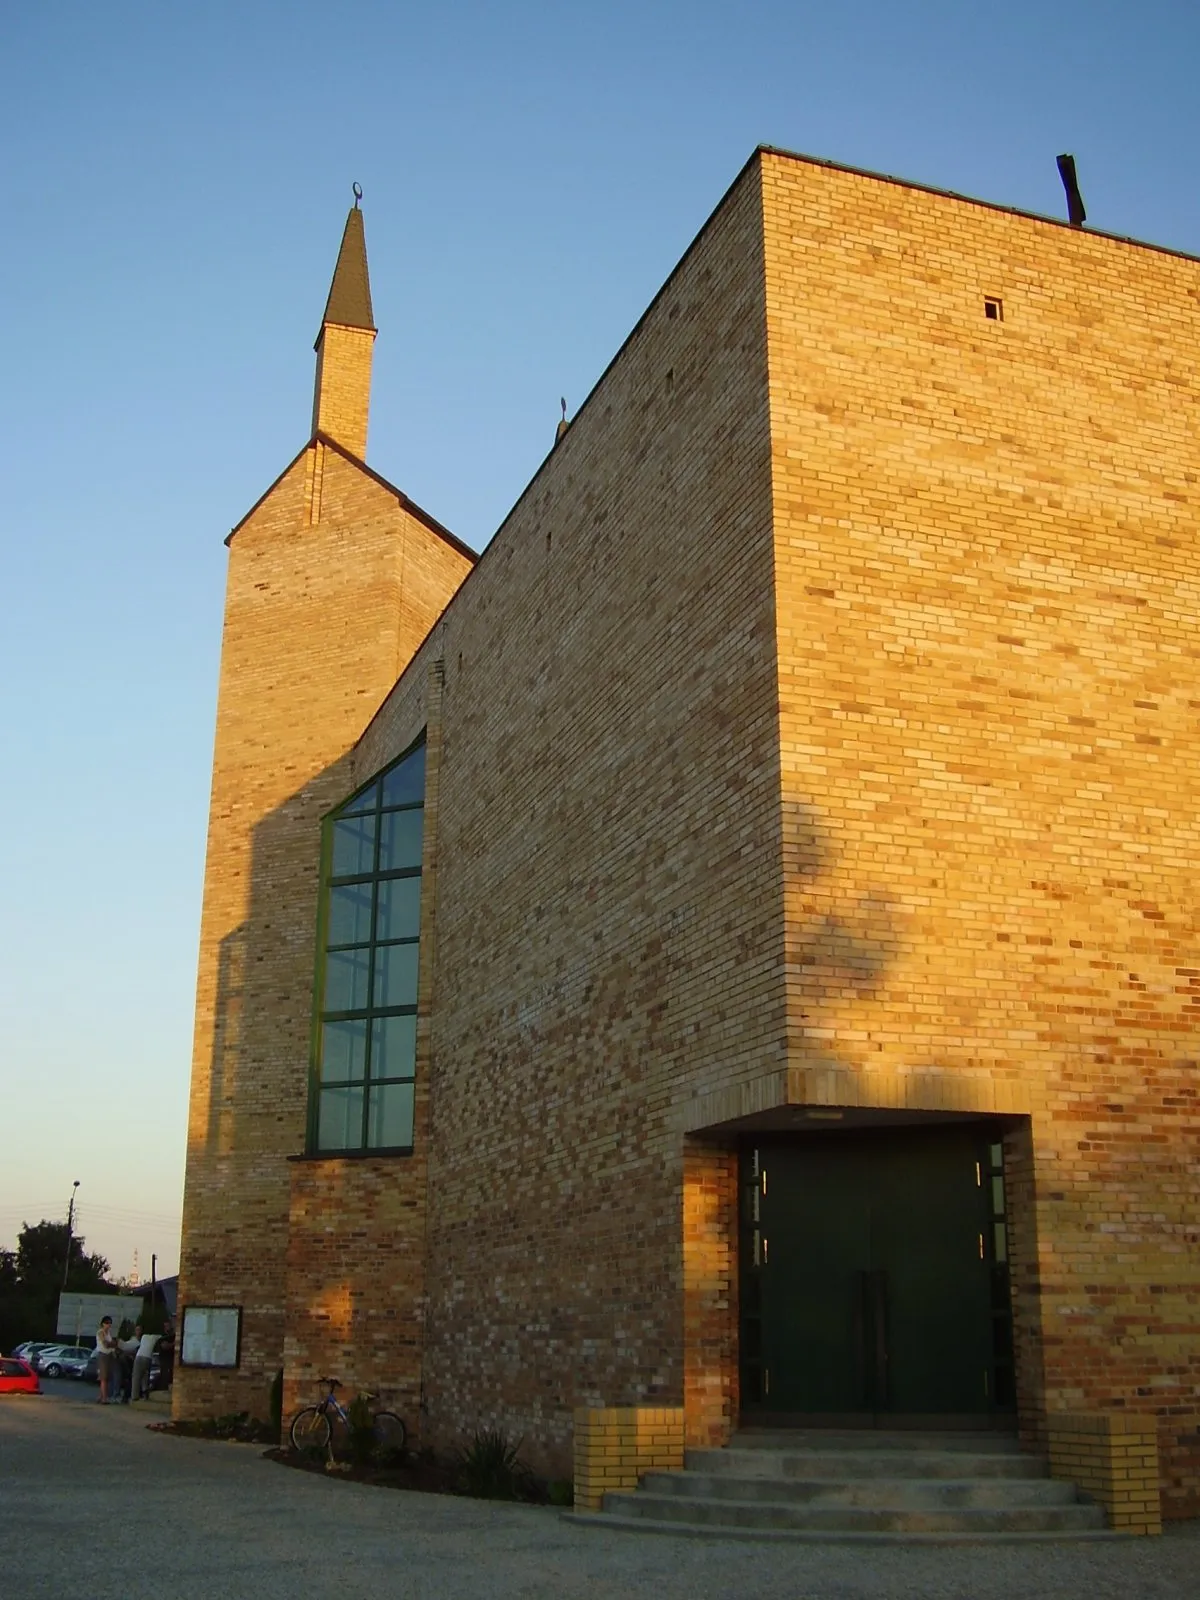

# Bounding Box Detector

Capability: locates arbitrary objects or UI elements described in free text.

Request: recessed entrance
[739,1122,1014,1426]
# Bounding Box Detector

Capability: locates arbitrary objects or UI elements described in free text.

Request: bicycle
[289,1376,407,1457]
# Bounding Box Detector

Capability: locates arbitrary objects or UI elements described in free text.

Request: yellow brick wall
[176,441,471,1422]
[349,157,778,1474]
[1048,1412,1162,1534]
[181,149,1198,1509]
[573,1407,685,1512]
[761,149,1200,1516]
[312,323,375,458]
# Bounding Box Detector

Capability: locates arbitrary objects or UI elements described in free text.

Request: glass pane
[991,1175,1005,1216]
[317,1085,364,1150]
[320,1018,367,1083]
[376,877,421,941]
[330,814,376,878]
[371,1013,417,1079]
[340,780,379,816]
[373,943,419,1008]
[381,745,426,808]
[323,947,370,1013]
[993,1220,1008,1264]
[367,1081,414,1149]
[327,882,374,947]
[379,809,424,872]
[989,1141,1003,1169]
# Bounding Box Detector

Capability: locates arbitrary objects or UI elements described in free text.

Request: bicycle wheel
[371,1410,406,1454]
[290,1406,332,1451]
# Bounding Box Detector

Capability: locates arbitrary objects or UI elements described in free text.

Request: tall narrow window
[310,737,425,1153]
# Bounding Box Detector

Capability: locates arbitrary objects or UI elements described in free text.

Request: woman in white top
[94,1316,117,1404]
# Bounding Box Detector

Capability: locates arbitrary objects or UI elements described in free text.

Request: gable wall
[176,442,471,1420]
[762,151,1200,1514]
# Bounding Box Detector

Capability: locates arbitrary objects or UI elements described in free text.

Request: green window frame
[308,735,426,1154]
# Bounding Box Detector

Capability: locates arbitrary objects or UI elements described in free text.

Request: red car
[0,1357,41,1395]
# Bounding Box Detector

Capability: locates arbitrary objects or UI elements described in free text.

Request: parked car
[10,1341,57,1367]
[0,1357,41,1395]
[33,1344,93,1378]
[84,1345,165,1392]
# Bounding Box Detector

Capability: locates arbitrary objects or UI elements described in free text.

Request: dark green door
[739,1126,1011,1422]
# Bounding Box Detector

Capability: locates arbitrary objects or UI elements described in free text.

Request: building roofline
[348,150,774,758]
[756,143,1200,267]
[352,142,1199,758]
[225,431,477,561]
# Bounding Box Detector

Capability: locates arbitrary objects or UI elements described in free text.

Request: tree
[0,1220,112,1353]
[15,1220,110,1292]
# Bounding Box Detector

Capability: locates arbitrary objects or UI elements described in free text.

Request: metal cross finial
[352,182,363,209]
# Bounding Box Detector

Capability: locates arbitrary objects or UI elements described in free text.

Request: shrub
[547,1478,574,1507]
[454,1428,534,1501]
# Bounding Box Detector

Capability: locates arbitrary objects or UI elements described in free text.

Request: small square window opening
[984,296,1004,322]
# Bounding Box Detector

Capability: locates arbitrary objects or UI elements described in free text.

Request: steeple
[311,186,377,458]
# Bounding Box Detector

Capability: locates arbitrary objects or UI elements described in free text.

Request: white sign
[180,1305,241,1368]
[57,1292,146,1340]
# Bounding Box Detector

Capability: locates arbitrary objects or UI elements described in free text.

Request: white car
[33,1343,93,1378]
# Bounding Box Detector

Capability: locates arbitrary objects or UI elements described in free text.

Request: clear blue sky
[1,1,1197,1283]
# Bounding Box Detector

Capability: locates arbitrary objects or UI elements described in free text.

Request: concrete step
[583,1428,1109,1542]
[601,1492,1108,1536]
[567,1514,1124,1546]
[640,1471,1078,1509]
[686,1447,1049,1480]
[731,1428,1021,1453]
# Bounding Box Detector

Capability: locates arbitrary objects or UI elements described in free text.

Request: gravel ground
[1,1395,1197,1600]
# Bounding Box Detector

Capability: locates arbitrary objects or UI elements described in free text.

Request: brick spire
[311,189,377,458]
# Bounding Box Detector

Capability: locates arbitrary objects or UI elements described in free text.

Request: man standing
[130,1326,159,1402]
[114,1325,139,1403]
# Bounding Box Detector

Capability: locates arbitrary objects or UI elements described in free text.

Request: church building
[177,147,1199,1521]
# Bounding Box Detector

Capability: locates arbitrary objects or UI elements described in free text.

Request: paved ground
[2,1395,1197,1600]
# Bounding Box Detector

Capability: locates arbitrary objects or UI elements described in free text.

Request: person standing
[114,1325,139,1403]
[95,1316,117,1404]
[130,1327,159,1402]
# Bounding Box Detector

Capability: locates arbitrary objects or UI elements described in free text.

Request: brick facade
[177,312,472,1422]
[311,324,375,459]
[179,153,1198,1516]
[760,152,1199,1517]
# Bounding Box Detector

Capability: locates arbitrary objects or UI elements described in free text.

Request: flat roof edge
[756,144,1200,267]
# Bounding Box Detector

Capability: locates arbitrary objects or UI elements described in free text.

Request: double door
[739,1125,1012,1423]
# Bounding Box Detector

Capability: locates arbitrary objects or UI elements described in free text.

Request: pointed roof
[225,432,477,562]
[315,203,375,347]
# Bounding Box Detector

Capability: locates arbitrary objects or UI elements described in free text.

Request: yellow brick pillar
[572,1407,685,1513]
[1047,1413,1162,1534]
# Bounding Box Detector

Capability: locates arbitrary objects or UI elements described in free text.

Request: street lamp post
[62,1180,81,1291]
